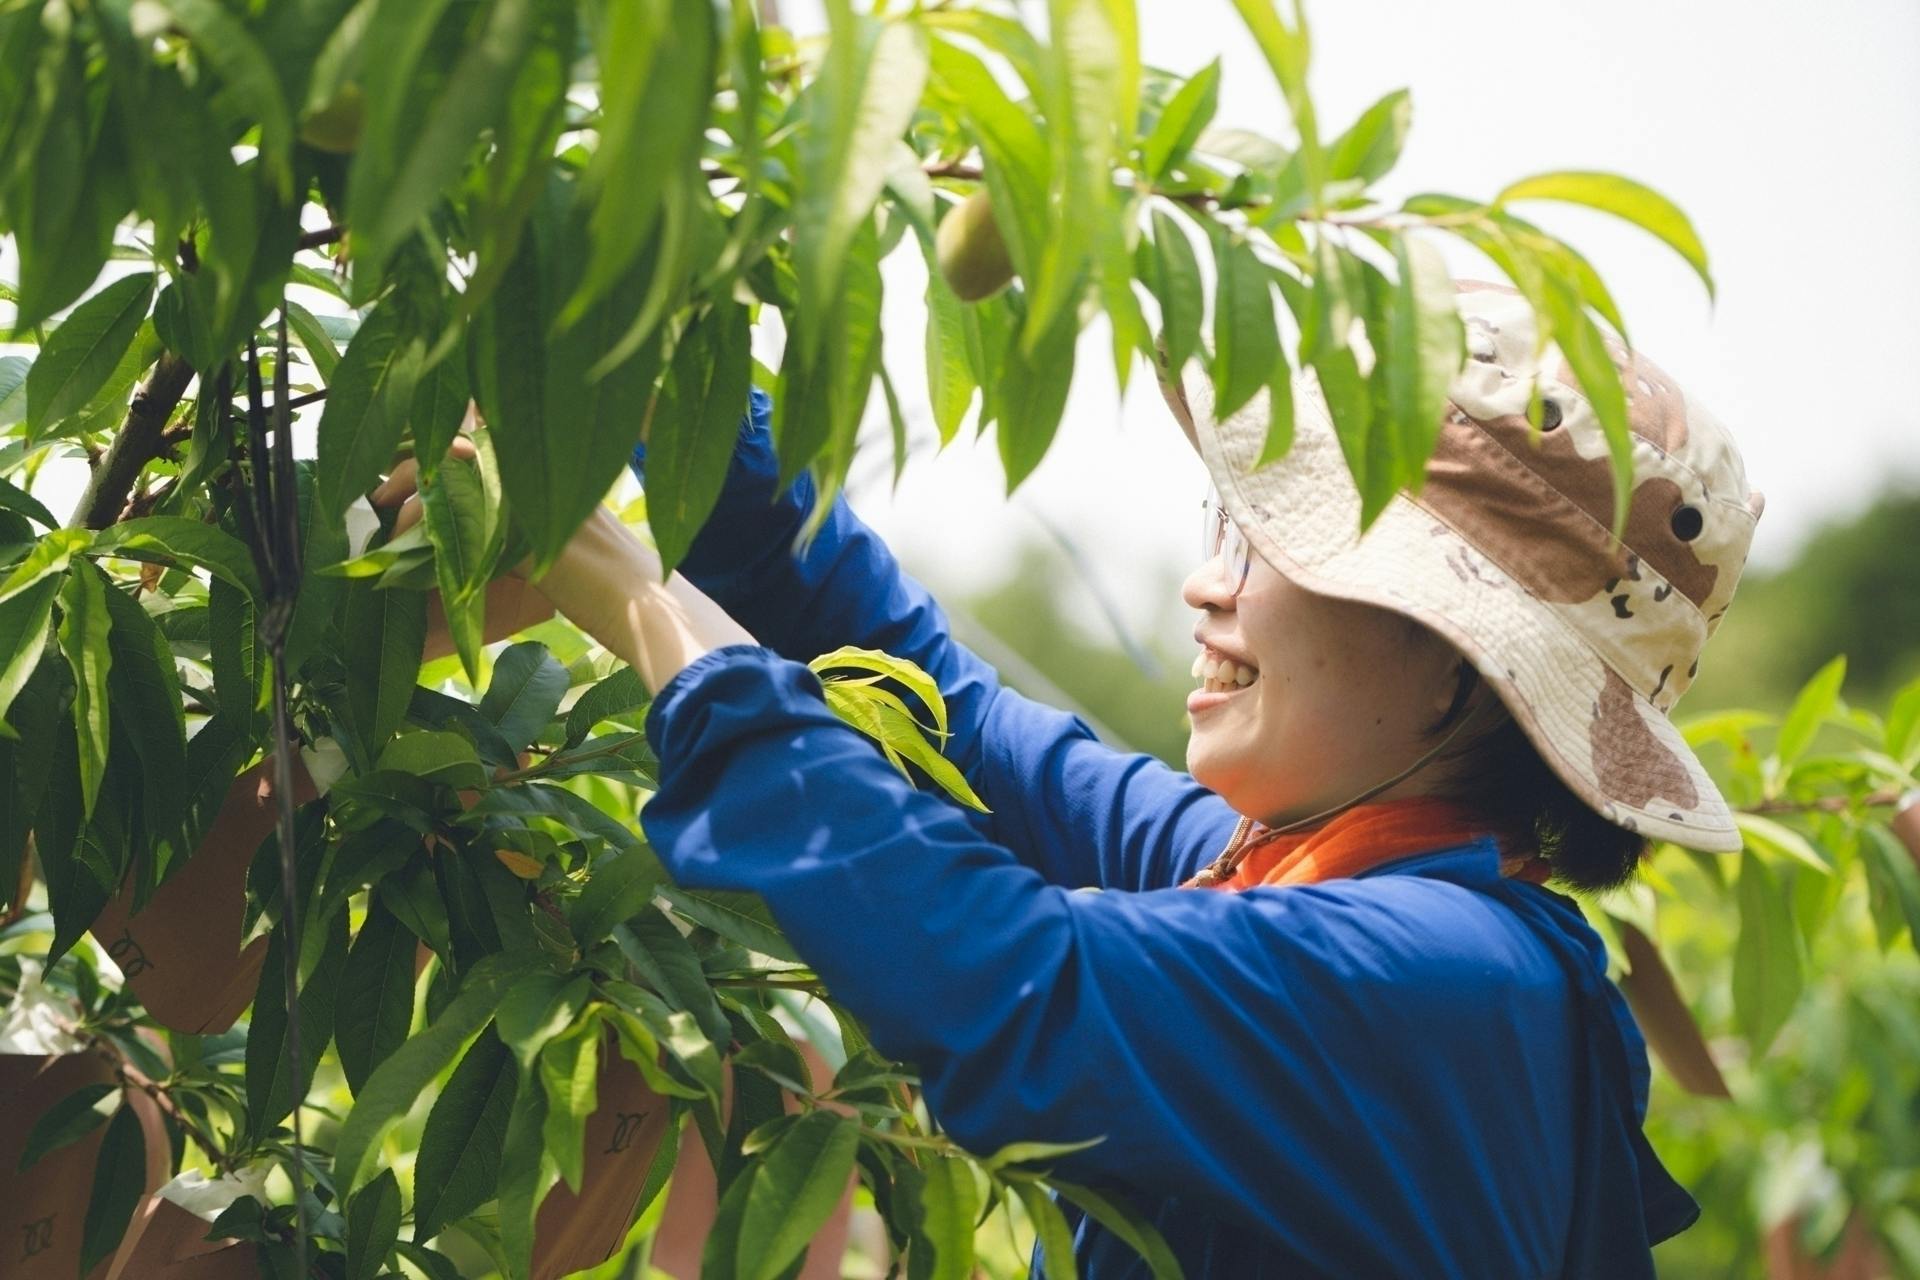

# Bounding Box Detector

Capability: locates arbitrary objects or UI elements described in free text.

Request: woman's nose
[1181,558,1238,612]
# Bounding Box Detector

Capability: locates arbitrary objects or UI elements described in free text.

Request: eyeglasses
[1200,485,1254,601]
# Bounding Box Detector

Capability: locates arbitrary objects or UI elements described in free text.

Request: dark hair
[1422,656,1649,894]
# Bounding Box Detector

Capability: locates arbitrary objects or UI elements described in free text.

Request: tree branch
[296,225,344,251]
[113,1050,236,1174]
[68,351,197,530]
[1743,788,1910,816]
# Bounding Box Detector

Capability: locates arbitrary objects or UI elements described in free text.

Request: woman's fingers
[368,457,418,509]
[392,495,425,537]
[367,405,485,538]
[367,435,478,509]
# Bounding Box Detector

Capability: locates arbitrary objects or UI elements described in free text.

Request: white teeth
[1195,651,1260,692]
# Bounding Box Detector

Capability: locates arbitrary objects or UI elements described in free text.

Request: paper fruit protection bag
[83,576,549,1039]
[0,1045,169,1279]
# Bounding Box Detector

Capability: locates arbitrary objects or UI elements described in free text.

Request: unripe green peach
[299,83,365,154]
[935,189,1017,302]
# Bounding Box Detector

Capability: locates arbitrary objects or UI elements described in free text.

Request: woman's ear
[1426,657,1481,736]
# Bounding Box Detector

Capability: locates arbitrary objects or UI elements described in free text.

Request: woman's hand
[366,402,757,692]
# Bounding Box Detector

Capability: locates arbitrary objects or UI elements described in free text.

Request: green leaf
[378,730,488,790]
[496,971,592,1067]
[346,1168,402,1280]
[24,271,153,435]
[56,562,112,819]
[1378,232,1463,493]
[0,526,92,606]
[1253,339,1297,468]
[0,575,60,734]
[1048,1180,1184,1280]
[284,299,340,381]
[209,576,264,723]
[731,1111,860,1280]
[1142,59,1220,179]
[1885,674,1920,762]
[912,1156,980,1280]
[1023,0,1130,354]
[566,845,668,948]
[996,300,1079,493]
[0,355,30,427]
[1495,170,1714,300]
[563,0,712,323]
[647,303,754,576]
[154,0,295,197]
[420,455,492,684]
[89,517,262,602]
[350,0,543,282]
[563,666,650,748]
[809,646,951,738]
[1775,655,1846,768]
[926,40,1050,287]
[318,300,428,518]
[470,179,671,575]
[409,353,472,481]
[336,895,421,1094]
[662,887,800,963]
[481,640,568,751]
[922,229,980,445]
[413,1029,518,1241]
[1533,272,1635,538]
[340,576,428,761]
[1211,234,1280,420]
[79,1101,147,1278]
[613,905,732,1049]
[284,461,352,678]
[16,1083,115,1173]
[538,1019,601,1192]
[334,949,548,1195]
[1861,823,1920,947]
[246,906,349,1140]
[791,10,928,370]
[1099,199,1152,395]
[1327,88,1411,185]
[1012,1181,1081,1280]
[495,1061,557,1279]
[1145,208,1205,379]
[980,1135,1106,1173]
[98,566,189,842]
[1735,813,1833,877]
[64,323,162,443]
[1731,849,1803,1057]
[778,218,884,515]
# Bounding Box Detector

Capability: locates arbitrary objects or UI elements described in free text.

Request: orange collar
[1180,796,1548,891]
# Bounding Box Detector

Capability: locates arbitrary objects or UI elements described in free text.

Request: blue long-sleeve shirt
[632,389,1698,1278]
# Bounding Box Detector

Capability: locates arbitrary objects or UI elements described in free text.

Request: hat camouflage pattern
[1157,279,1765,853]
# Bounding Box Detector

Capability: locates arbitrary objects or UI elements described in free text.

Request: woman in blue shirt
[381,282,1763,1276]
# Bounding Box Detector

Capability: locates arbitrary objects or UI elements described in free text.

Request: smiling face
[1182,550,1475,827]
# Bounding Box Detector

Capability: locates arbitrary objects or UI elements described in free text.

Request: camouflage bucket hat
[1156,279,1765,853]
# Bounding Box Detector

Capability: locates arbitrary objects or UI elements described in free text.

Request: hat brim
[1159,358,1741,854]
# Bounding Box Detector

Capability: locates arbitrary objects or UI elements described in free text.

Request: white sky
[823,0,1920,652]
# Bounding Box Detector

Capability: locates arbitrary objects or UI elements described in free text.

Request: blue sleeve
[633,389,1236,892]
[639,647,1594,1276]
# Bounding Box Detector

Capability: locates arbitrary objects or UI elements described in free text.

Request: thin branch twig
[69,353,196,529]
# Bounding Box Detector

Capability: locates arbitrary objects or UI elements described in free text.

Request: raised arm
[632,389,1237,890]
[638,646,1695,1275]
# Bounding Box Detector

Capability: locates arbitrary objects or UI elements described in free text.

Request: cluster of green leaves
[0,0,1743,1274]
[1589,661,1920,1276]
